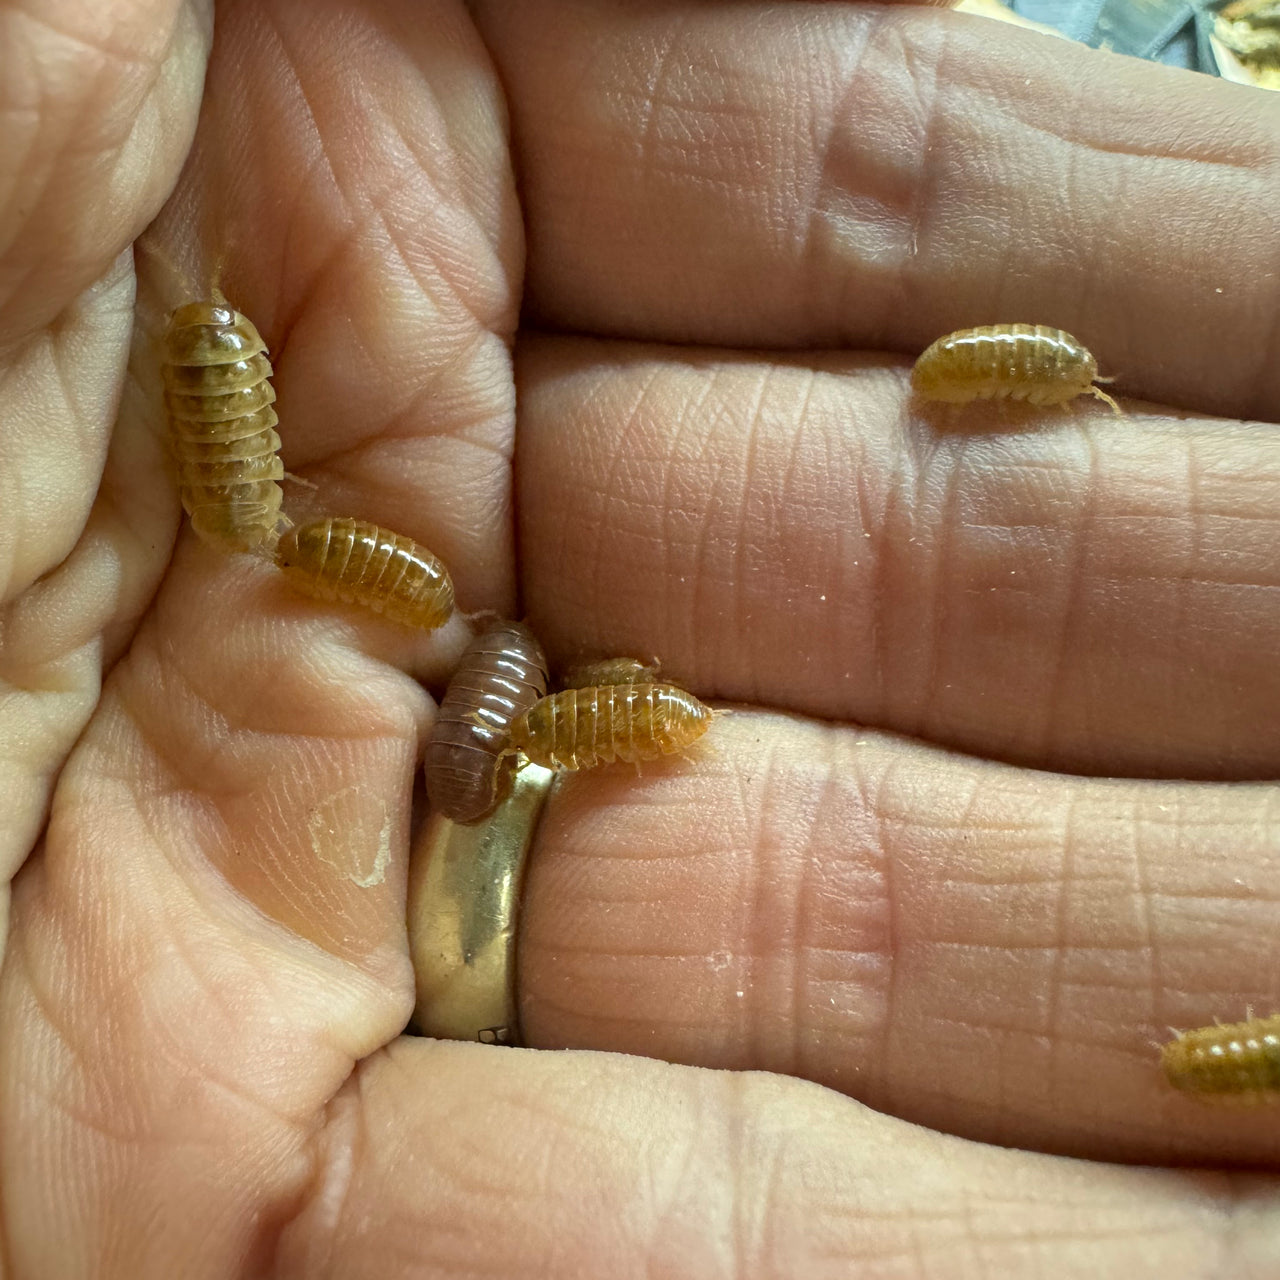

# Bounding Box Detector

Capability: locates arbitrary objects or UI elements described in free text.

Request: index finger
[476,0,1280,419]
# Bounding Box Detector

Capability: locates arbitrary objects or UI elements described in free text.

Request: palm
[3,0,1279,1275]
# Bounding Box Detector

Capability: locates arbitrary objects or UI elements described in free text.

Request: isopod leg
[1089,384,1123,416]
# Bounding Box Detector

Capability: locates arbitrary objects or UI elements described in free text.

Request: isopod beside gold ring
[406,761,557,1046]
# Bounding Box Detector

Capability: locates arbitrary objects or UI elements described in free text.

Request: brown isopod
[275,517,455,630]
[425,621,549,824]
[1162,1013,1280,1103]
[560,656,663,689]
[911,324,1121,413]
[162,297,287,554]
[506,683,713,771]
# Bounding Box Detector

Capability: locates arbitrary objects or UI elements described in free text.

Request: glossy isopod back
[1161,1013,1280,1102]
[425,620,549,824]
[275,517,455,630]
[162,299,286,553]
[911,324,1119,411]
[508,683,713,771]
[560,656,663,689]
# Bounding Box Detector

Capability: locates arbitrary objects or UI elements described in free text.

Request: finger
[475,0,1280,420]
[0,0,210,342]
[519,711,1280,1166]
[0,0,212,955]
[276,1040,1278,1277]
[517,337,1280,780]
[141,0,522,611]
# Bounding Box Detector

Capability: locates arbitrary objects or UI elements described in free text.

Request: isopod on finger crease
[275,517,455,630]
[425,620,549,824]
[1161,1013,1280,1102]
[910,324,1121,413]
[162,297,287,554]
[507,683,714,771]
[560,656,664,689]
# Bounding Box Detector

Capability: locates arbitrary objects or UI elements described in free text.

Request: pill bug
[162,298,286,553]
[911,324,1120,412]
[275,517,455,630]
[1161,1013,1280,1102]
[560,656,663,689]
[425,621,549,824]
[507,683,713,771]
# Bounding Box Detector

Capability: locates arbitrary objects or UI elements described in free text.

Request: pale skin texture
[2,0,1280,1275]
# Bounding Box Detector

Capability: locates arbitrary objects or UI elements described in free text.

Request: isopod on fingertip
[425,620,549,824]
[911,324,1121,413]
[507,683,714,771]
[162,297,287,553]
[1161,1013,1280,1102]
[275,517,455,630]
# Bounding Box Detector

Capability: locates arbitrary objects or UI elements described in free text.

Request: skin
[1,0,1279,1275]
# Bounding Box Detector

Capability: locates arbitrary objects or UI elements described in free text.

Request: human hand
[2,1,1279,1275]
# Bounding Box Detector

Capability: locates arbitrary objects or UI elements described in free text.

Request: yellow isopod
[275,517,455,630]
[911,324,1120,412]
[162,298,287,553]
[507,683,713,771]
[1161,1013,1280,1103]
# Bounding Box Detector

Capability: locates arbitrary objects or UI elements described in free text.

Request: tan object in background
[1212,0,1280,89]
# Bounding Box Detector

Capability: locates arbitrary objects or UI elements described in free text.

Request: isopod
[162,298,286,553]
[425,620,549,824]
[275,517,455,630]
[560,656,663,689]
[507,683,713,771]
[1161,1013,1280,1102]
[911,324,1120,412]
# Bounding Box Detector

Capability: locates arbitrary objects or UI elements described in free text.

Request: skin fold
[0,0,1278,1275]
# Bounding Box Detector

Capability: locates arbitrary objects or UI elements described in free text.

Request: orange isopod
[507,683,713,771]
[425,621,549,824]
[1161,1013,1280,1102]
[911,324,1120,412]
[162,298,286,553]
[275,517,455,630]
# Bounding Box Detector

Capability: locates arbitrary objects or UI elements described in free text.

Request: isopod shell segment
[508,683,713,771]
[275,517,455,631]
[1161,1013,1280,1102]
[162,300,286,554]
[560,656,663,689]
[910,324,1119,411]
[425,621,549,824]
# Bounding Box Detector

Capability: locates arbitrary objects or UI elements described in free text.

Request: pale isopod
[1161,1013,1280,1102]
[162,298,286,553]
[425,621,549,824]
[508,683,713,771]
[275,517,455,630]
[911,324,1120,412]
[560,656,663,689]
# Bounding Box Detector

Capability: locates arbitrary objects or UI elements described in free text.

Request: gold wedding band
[407,762,556,1045]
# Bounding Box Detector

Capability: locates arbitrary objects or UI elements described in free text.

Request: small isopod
[1161,1013,1280,1102]
[507,683,713,771]
[911,324,1120,412]
[560,656,663,689]
[162,298,286,553]
[425,621,549,824]
[275,517,455,630]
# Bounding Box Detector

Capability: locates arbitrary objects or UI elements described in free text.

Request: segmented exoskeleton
[275,517,454,630]
[911,324,1120,412]
[425,621,549,823]
[162,298,286,553]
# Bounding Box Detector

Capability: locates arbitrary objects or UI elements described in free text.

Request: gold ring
[407,762,556,1045]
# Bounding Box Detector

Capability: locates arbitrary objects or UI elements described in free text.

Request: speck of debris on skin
[308,786,392,888]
